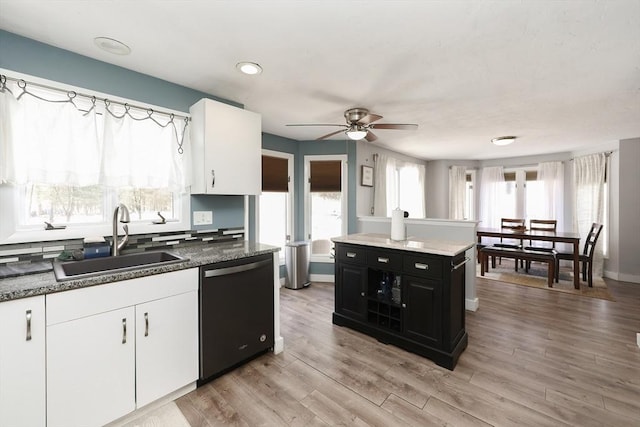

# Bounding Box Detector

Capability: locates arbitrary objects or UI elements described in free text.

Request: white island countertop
[332,233,475,257]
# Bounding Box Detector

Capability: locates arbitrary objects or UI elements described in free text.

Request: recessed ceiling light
[491,136,516,146]
[94,37,131,55]
[236,62,263,75]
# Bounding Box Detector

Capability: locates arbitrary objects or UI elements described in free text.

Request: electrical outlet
[193,210,213,226]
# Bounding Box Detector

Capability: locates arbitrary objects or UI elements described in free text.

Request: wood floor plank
[142,277,640,426]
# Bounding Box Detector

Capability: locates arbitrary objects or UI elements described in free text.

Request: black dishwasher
[199,254,274,384]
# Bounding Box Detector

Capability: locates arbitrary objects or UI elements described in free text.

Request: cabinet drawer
[367,249,402,271]
[403,255,443,279]
[336,245,366,265]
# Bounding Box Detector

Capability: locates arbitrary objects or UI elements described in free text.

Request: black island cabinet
[333,239,469,370]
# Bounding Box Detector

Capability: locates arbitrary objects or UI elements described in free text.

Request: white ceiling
[1,0,639,160]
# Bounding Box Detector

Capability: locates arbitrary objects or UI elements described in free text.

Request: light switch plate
[637,332,640,348]
[193,210,213,226]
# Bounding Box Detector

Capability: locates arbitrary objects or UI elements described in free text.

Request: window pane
[117,188,175,221]
[19,183,104,226]
[498,182,517,219]
[259,192,287,250]
[525,179,546,222]
[398,166,423,218]
[310,191,341,255]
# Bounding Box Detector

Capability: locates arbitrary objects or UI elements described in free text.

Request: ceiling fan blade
[357,113,383,125]
[286,123,347,127]
[365,131,378,142]
[316,129,346,140]
[369,123,418,130]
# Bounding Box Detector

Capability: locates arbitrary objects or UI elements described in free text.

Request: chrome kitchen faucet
[112,203,131,256]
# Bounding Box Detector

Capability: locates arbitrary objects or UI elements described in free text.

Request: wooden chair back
[583,223,604,259]
[528,219,557,248]
[498,218,525,247]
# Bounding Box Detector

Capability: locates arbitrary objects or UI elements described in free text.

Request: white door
[0,296,46,427]
[47,306,136,427]
[135,291,199,407]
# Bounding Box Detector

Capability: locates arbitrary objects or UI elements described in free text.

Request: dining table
[476,227,582,289]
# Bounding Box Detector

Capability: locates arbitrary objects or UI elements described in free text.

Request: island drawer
[336,244,367,265]
[367,249,402,271]
[402,255,443,279]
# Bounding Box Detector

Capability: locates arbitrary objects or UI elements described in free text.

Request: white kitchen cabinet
[189,98,262,195]
[47,306,136,427]
[135,291,198,408]
[46,268,199,427]
[0,295,46,427]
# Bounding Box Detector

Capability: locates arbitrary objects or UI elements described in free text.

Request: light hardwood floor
[132,277,640,426]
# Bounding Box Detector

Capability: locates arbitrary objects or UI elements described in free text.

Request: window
[377,156,425,218]
[304,155,348,260]
[258,151,293,262]
[0,73,190,243]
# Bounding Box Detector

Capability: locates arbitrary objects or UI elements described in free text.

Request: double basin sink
[53,251,187,282]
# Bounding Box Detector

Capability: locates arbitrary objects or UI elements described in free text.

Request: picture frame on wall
[361,165,373,187]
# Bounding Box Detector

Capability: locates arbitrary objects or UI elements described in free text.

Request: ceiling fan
[286,108,418,142]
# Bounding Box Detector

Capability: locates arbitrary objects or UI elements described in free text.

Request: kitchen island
[332,233,473,370]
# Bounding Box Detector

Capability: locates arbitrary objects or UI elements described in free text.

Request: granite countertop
[0,240,279,302]
[332,233,474,257]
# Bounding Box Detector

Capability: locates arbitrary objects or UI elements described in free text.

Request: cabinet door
[0,296,46,427]
[402,275,442,347]
[190,98,261,195]
[336,263,367,320]
[136,291,199,408]
[47,307,135,427]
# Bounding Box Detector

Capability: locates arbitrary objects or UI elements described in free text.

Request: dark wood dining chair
[524,219,557,271]
[555,222,603,287]
[493,218,525,268]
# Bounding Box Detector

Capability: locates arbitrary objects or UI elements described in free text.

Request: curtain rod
[570,151,614,161]
[0,74,190,121]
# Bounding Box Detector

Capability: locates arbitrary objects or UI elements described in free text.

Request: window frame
[257,149,294,265]
[304,154,348,263]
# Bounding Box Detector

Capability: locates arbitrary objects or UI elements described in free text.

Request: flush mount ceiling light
[94,37,131,55]
[346,125,368,140]
[491,136,516,146]
[235,62,263,75]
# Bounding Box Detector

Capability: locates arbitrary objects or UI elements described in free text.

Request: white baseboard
[604,270,640,284]
[465,298,479,312]
[273,336,284,354]
[310,273,334,283]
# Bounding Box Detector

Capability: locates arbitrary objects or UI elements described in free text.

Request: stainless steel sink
[53,251,187,282]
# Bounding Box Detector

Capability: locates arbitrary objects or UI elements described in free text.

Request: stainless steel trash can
[285,241,310,289]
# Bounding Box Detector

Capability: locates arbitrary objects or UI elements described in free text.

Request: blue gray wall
[0,30,245,230]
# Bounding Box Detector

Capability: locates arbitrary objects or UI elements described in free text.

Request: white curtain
[537,161,564,231]
[479,166,504,229]
[101,107,190,189]
[373,154,388,216]
[1,82,101,185]
[573,152,606,276]
[449,165,466,219]
[0,79,189,190]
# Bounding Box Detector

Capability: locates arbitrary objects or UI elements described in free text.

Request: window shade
[310,160,341,192]
[262,155,288,192]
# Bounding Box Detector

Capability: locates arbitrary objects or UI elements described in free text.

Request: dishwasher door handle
[204,258,272,278]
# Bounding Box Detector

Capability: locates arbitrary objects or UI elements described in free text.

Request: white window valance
[0,76,190,190]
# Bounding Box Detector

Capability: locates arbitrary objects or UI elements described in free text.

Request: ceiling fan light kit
[287,107,418,142]
[492,136,516,146]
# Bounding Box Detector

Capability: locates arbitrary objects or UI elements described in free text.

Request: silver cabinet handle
[26,310,32,341]
[211,170,215,188]
[377,257,389,263]
[122,318,127,344]
[360,292,365,297]
[346,252,357,258]
[402,303,406,308]
[414,262,429,270]
[144,312,149,337]
[452,257,470,271]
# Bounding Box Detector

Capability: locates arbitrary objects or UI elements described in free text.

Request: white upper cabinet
[189,98,262,195]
